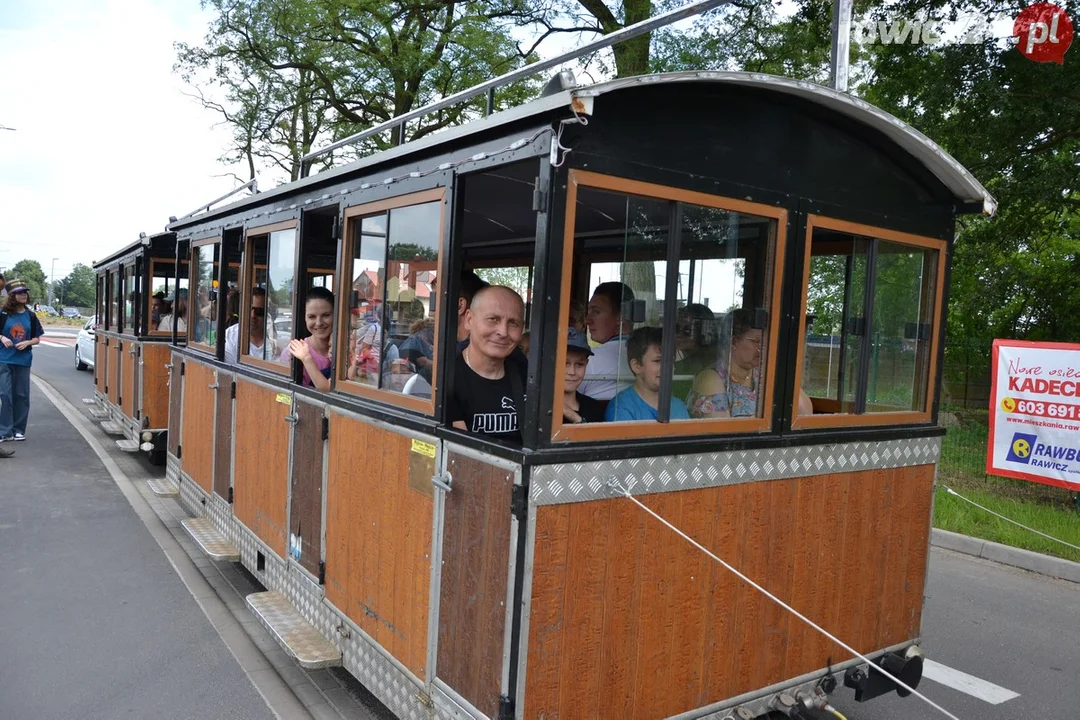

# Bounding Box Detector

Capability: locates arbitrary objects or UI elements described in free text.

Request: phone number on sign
[1010,399,1080,420]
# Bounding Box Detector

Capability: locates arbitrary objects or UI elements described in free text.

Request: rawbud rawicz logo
[1013,2,1074,63]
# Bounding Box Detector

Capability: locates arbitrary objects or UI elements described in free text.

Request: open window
[188,239,221,351]
[240,221,297,372]
[148,258,189,336]
[793,216,944,428]
[553,170,785,442]
[337,188,443,413]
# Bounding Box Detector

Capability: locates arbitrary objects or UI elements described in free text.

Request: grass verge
[936,406,1080,563]
[934,484,1080,564]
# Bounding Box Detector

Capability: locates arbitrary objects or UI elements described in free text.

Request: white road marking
[923,659,1020,705]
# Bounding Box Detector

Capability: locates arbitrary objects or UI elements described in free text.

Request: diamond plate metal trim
[531,437,942,505]
[246,591,341,669]
[181,517,240,561]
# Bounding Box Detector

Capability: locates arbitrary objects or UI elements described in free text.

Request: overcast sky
[0,0,236,285]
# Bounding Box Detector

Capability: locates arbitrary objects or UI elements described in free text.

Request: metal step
[147,478,179,497]
[116,439,139,452]
[181,517,240,562]
[100,420,125,436]
[88,408,109,419]
[246,591,342,670]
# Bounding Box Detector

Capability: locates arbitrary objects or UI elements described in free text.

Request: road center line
[923,659,1020,705]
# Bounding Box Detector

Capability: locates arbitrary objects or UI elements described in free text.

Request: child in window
[604,326,690,422]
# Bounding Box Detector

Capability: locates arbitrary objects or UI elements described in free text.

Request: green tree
[176,0,542,179]
[9,259,47,303]
[57,263,96,308]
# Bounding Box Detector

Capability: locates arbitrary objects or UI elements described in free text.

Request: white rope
[606,480,961,720]
[938,484,1080,552]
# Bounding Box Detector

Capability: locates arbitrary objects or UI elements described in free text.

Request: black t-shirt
[574,392,606,423]
[447,351,527,443]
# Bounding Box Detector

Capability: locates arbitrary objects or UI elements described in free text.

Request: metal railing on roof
[298,0,735,177]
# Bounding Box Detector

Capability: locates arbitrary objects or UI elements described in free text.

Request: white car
[75,316,96,371]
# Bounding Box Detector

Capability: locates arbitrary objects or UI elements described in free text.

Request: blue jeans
[0,363,31,438]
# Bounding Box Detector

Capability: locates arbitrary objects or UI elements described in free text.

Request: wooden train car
[106,70,992,719]
[89,232,181,465]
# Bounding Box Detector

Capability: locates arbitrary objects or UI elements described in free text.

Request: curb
[931,528,1080,583]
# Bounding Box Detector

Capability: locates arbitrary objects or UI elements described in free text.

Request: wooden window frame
[187,238,222,354]
[334,187,445,415]
[791,214,946,430]
[239,220,299,375]
[551,169,788,443]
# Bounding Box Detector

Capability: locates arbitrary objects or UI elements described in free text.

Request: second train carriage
[90,231,181,465]
[100,70,994,719]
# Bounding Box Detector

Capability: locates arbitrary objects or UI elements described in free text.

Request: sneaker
[0,446,13,458]
[13,433,24,441]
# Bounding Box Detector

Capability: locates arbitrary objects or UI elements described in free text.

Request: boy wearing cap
[562,328,606,424]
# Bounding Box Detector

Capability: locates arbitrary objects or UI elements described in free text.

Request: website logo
[1006,432,1037,464]
[1014,3,1073,63]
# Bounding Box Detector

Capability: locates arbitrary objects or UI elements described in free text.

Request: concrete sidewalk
[0,383,274,720]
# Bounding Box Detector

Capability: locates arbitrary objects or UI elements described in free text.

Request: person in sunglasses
[224,287,276,363]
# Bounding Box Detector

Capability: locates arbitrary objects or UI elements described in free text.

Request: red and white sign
[1014,2,1074,63]
[987,339,1080,490]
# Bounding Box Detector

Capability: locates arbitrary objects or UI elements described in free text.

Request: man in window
[225,287,274,363]
[579,282,635,401]
[447,286,526,443]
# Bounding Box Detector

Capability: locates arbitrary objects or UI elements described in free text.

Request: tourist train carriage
[90,231,181,465]
[152,70,992,720]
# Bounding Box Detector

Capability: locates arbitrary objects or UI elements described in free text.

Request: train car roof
[169,70,995,231]
[93,230,176,270]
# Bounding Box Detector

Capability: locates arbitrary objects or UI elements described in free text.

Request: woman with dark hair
[283,287,334,391]
[687,308,761,419]
[0,280,45,442]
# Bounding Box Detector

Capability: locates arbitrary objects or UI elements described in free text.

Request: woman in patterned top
[686,309,761,419]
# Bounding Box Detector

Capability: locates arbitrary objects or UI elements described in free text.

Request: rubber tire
[149,448,167,467]
[75,346,88,371]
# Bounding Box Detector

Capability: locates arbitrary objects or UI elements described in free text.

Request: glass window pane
[382,203,440,397]
[344,213,387,389]
[867,241,937,413]
[574,187,670,421]
[680,206,775,422]
[123,265,135,332]
[189,245,217,345]
[802,232,869,415]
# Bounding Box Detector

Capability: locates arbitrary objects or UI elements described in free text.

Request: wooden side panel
[180,361,216,494]
[523,465,936,719]
[233,379,290,558]
[436,453,513,718]
[110,341,122,405]
[121,341,136,419]
[324,413,433,679]
[288,399,324,578]
[213,370,234,501]
[167,352,182,455]
[95,336,107,394]
[140,343,171,429]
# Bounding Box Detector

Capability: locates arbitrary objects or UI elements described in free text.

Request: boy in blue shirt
[604,326,691,422]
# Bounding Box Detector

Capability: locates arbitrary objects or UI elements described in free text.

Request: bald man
[447,285,527,443]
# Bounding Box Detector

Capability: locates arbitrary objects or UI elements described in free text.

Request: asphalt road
[0,329,274,720]
[27,331,1080,720]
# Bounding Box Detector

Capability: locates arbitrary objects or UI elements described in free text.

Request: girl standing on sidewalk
[0,280,45,442]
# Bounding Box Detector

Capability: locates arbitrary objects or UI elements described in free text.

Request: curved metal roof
[570,71,996,215]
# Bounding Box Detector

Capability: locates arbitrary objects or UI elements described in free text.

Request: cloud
[0,0,239,282]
